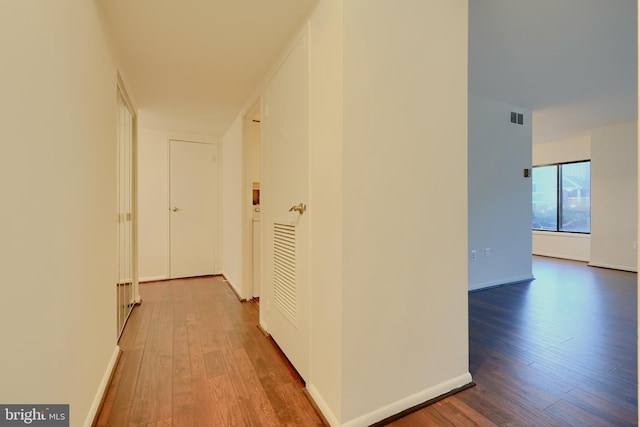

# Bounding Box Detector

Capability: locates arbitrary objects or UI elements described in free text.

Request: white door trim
[242,99,262,300]
[166,137,221,279]
[116,74,139,337]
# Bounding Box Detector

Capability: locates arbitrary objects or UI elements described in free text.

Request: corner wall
[590,121,638,271]
[342,0,471,423]
[137,128,169,280]
[0,1,119,424]
[306,0,344,422]
[468,94,533,290]
[220,115,245,296]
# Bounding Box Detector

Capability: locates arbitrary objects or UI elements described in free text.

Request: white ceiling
[98,0,317,136]
[99,0,637,142]
[469,0,637,143]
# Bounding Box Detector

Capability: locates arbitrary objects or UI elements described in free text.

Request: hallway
[96,276,324,426]
[97,257,637,426]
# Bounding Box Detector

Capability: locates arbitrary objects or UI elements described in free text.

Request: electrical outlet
[634,241,638,250]
[471,250,477,261]
[485,248,491,259]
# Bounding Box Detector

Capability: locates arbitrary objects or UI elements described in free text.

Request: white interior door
[262,35,309,380]
[169,140,218,279]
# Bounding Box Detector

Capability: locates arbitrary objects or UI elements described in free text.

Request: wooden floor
[96,276,325,426]
[391,256,637,426]
[97,257,637,426]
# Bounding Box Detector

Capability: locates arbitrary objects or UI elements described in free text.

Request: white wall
[342,0,470,424]
[590,121,638,271]
[533,134,591,164]
[468,94,533,290]
[0,1,119,425]
[306,0,344,422]
[137,128,169,280]
[137,127,219,281]
[532,231,591,261]
[220,116,245,295]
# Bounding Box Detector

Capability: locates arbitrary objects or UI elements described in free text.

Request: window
[532,161,590,233]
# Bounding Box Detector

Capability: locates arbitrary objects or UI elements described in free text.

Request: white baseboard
[221,274,246,301]
[83,345,121,427]
[533,251,589,262]
[259,319,269,335]
[343,372,473,427]
[306,383,341,427]
[468,274,534,292]
[139,275,168,283]
[588,261,637,273]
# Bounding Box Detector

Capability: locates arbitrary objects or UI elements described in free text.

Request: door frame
[116,73,139,339]
[166,137,221,279]
[242,100,263,302]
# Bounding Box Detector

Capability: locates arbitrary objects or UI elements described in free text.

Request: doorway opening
[243,101,263,304]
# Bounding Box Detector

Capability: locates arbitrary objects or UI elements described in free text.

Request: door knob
[172,207,180,212]
[288,203,306,215]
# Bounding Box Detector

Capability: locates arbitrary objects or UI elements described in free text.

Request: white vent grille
[273,222,297,324]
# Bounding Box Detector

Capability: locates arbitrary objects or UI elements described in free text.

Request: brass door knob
[288,203,306,215]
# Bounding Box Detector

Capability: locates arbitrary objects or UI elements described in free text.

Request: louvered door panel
[273,221,297,325]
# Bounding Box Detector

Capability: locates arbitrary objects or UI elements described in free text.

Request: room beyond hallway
[390,256,637,426]
[96,277,324,426]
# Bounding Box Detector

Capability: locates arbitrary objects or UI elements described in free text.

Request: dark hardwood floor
[97,257,637,426]
[392,256,637,426]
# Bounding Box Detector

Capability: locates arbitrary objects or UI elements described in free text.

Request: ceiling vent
[510,111,524,125]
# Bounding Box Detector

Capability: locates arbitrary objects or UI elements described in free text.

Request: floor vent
[273,221,297,325]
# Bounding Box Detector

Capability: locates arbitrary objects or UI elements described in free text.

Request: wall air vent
[510,111,524,125]
[273,221,297,325]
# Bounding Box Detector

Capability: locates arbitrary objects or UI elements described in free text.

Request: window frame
[532,159,591,234]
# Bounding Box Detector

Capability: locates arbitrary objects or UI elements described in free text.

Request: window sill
[532,230,590,239]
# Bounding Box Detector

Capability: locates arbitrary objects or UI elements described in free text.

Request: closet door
[116,88,135,337]
[261,34,310,380]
